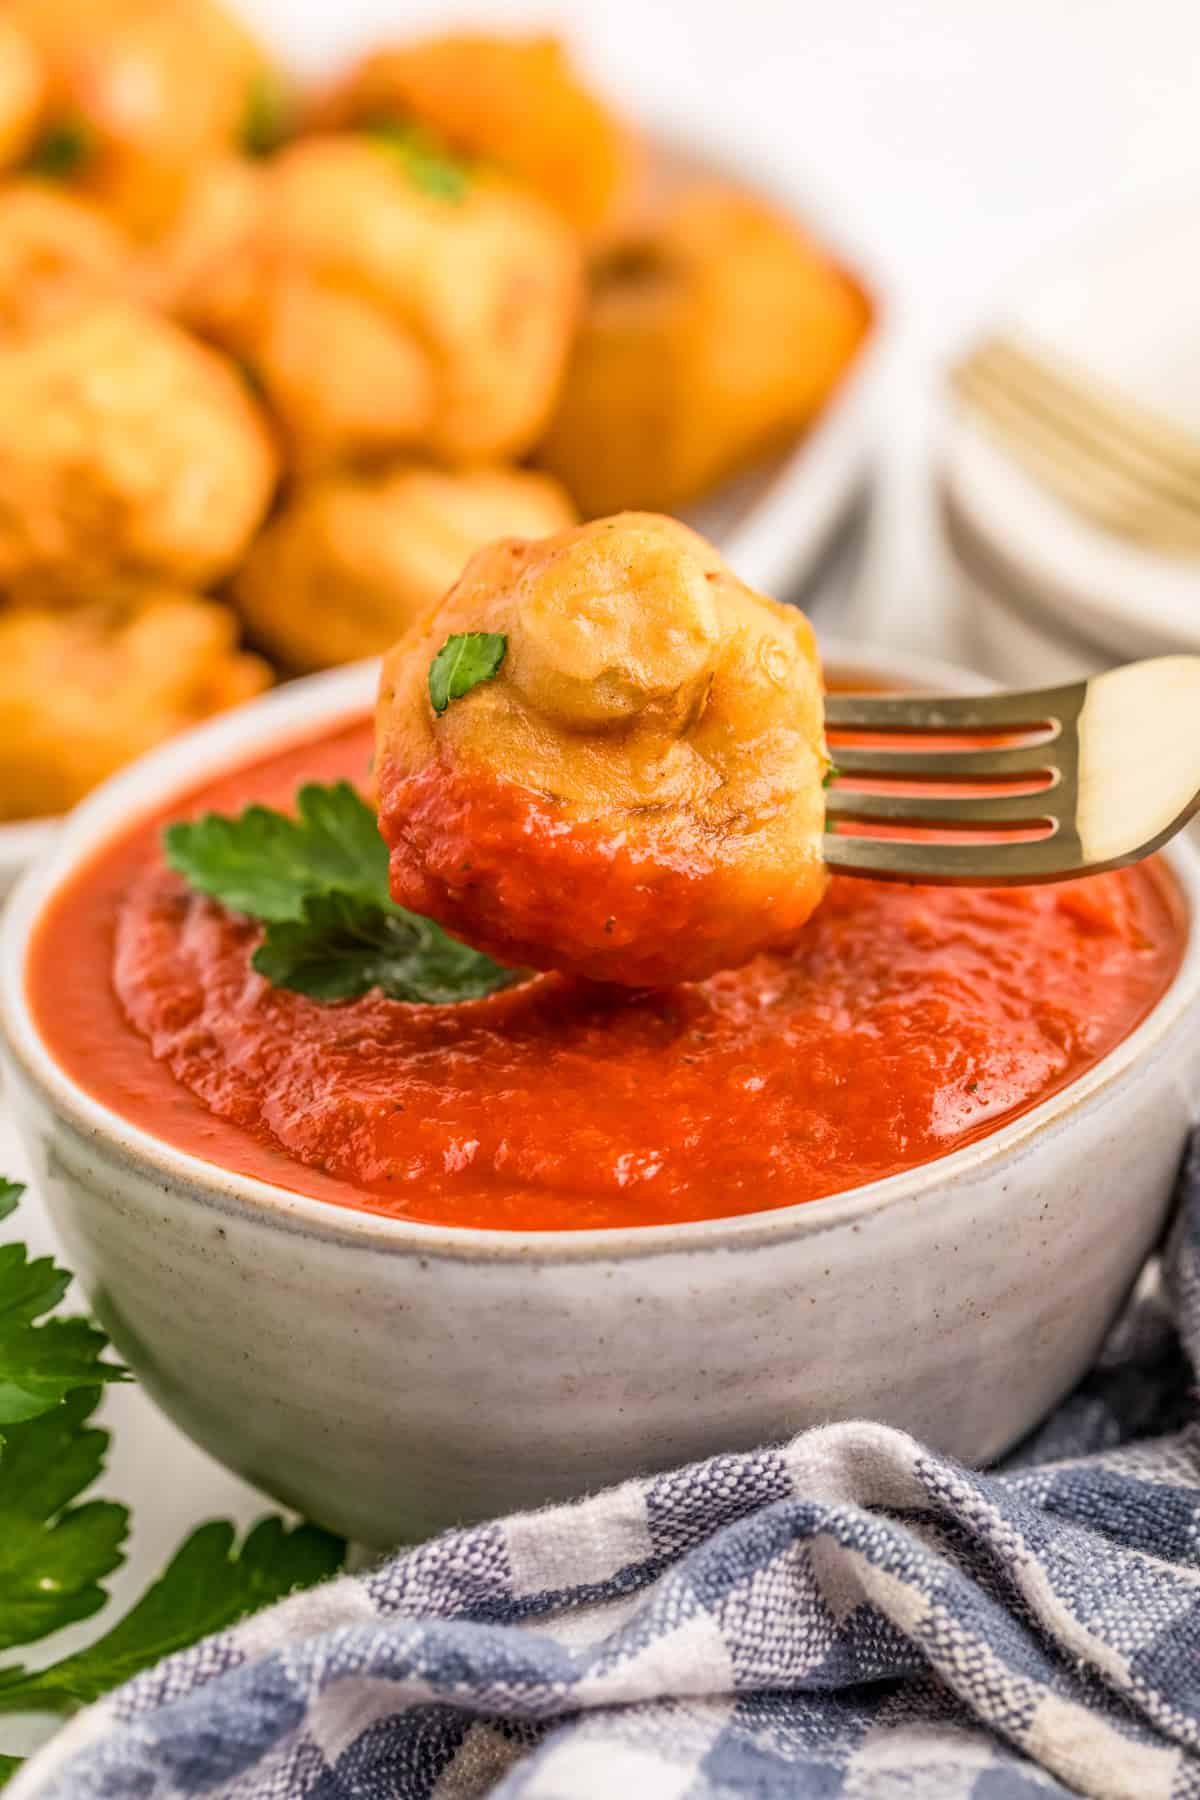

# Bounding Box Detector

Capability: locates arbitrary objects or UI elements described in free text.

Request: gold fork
[823,656,1200,883]
[951,334,1200,556]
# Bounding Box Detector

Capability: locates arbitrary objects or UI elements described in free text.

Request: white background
[9,0,1200,1757]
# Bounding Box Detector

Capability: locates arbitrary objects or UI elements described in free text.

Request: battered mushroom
[0,589,269,819]
[0,301,277,604]
[234,465,576,673]
[538,186,871,515]
[10,0,282,238]
[0,182,132,336]
[0,15,44,172]
[315,32,635,236]
[137,153,263,323]
[194,134,581,471]
[377,513,829,987]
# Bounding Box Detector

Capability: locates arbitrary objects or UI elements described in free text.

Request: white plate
[939,186,1200,672]
[0,106,888,897]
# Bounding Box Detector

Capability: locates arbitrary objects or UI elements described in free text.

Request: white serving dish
[0,106,886,899]
[938,186,1200,685]
[2,645,1196,1548]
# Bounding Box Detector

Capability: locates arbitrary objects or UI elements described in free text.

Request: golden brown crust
[137,154,264,322]
[0,182,133,337]
[234,464,576,672]
[193,134,582,471]
[0,15,45,171]
[0,301,278,602]
[313,33,636,236]
[538,185,872,514]
[377,512,829,985]
[0,588,270,818]
[8,0,279,238]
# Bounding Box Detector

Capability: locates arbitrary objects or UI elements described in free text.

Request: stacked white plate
[939,189,1200,687]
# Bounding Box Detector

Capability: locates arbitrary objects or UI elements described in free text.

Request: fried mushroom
[538,186,871,515]
[137,153,264,322]
[377,513,829,987]
[234,465,576,673]
[10,0,283,237]
[0,301,277,603]
[0,589,269,818]
[0,182,132,335]
[0,15,44,171]
[315,32,635,236]
[195,134,582,471]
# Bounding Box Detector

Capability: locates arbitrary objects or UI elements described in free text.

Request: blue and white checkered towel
[16,1135,1200,1800]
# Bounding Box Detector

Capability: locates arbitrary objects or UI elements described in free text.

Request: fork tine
[825,789,1058,826]
[831,741,1059,779]
[952,355,1200,553]
[963,340,1200,506]
[988,337,1200,488]
[822,656,1200,886]
[822,832,1078,885]
[824,685,1083,731]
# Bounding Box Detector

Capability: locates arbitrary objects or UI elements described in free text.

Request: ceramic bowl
[3,648,1198,1546]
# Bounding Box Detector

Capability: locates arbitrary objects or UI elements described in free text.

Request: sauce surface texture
[28,716,1186,1230]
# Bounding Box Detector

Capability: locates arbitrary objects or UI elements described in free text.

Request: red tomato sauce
[380,758,828,988]
[26,715,1187,1231]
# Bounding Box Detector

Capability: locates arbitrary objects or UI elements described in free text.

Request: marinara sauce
[27,715,1186,1230]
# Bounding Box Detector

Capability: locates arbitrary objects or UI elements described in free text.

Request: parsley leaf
[366,119,470,201]
[241,70,291,157]
[254,891,515,1005]
[165,782,521,1006]
[0,1392,125,1653]
[0,1518,342,1714]
[0,1181,344,1765]
[429,632,507,715]
[165,780,391,922]
[0,1199,125,1429]
[27,119,94,180]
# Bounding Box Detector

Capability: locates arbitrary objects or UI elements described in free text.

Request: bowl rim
[4,646,1199,1266]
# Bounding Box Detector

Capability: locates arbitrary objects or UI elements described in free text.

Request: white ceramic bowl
[3,650,1197,1547]
[0,818,58,904]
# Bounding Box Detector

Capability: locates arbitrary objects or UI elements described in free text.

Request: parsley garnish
[0,1184,343,1778]
[27,119,94,181]
[365,119,470,201]
[429,632,507,716]
[165,780,391,922]
[165,781,518,1006]
[0,1224,123,1430]
[253,890,514,1004]
[0,1516,340,1714]
[240,70,291,157]
[822,763,841,790]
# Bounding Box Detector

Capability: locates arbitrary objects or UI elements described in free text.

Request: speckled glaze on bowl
[2,651,1199,1546]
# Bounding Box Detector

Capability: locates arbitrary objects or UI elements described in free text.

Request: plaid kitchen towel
[15,1136,1200,1800]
